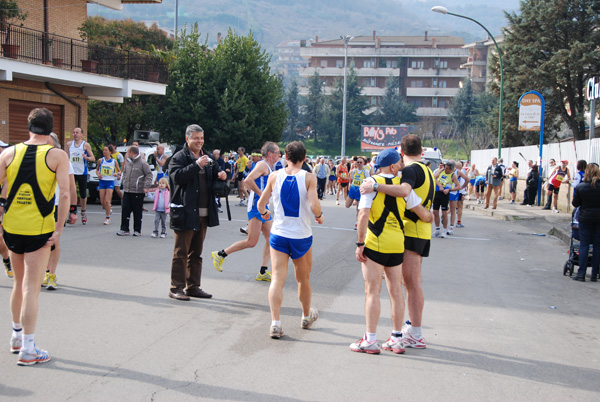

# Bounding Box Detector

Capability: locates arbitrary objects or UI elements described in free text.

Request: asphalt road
[0,195,599,401]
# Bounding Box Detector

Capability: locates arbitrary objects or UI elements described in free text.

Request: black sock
[3,258,9,263]
[218,250,227,258]
[260,266,268,274]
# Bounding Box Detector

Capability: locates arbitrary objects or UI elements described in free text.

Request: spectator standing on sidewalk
[543,159,570,213]
[167,125,227,301]
[508,161,519,204]
[572,160,587,197]
[117,146,152,236]
[523,160,539,206]
[572,163,600,282]
[314,157,330,200]
[484,157,503,209]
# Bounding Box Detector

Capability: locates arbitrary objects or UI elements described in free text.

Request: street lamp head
[431,6,449,14]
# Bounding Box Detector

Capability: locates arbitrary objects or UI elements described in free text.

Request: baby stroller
[563,207,593,276]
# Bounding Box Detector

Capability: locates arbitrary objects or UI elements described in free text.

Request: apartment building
[299,31,469,117]
[461,35,504,94]
[0,0,166,145]
[276,39,311,82]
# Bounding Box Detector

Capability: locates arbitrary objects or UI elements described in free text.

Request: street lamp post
[174,0,179,39]
[340,35,352,158]
[432,6,504,159]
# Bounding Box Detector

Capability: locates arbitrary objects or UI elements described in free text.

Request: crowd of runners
[3,107,590,366]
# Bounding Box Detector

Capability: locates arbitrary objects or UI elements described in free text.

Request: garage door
[9,100,64,146]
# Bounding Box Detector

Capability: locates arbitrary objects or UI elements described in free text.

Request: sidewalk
[463,196,572,244]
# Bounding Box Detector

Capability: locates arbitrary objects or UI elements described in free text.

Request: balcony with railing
[0,22,168,84]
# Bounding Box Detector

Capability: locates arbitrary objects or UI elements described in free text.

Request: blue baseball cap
[375,148,400,169]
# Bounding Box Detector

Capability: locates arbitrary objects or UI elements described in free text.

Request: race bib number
[340,173,347,178]
[71,155,82,164]
[555,174,565,182]
[352,179,362,186]
[101,166,113,176]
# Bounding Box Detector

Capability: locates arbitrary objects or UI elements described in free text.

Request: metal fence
[0,22,168,84]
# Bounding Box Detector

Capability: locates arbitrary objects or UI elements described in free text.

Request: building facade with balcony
[276,39,311,84]
[0,0,166,145]
[461,35,504,94]
[298,32,469,118]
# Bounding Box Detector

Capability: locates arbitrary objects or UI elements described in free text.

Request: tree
[325,67,370,147]
[155,26,287,151]
[448,79,475,136]
[490,0,600,144]
[79,16,172,52]
[372,76,417,125]
[80,18,175,153]
[304,72,324,143]
[283,79,300,141]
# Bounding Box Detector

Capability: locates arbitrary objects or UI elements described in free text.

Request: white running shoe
[447,228,454,236]
[433,229,441,237]
[349,338,380,354]
[439,232,446,238]
[382,336,405,354]
[401,322,427,349]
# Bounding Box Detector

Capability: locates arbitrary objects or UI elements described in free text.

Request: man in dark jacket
[524,160,539,206]
[168,125,227,301]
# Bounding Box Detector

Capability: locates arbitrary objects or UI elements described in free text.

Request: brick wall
[0,78,88,145]
[17,0,87,40]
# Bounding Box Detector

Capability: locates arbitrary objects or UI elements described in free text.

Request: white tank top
[69,140,86,175]
[271,169,312,239]
[99,157,117,181]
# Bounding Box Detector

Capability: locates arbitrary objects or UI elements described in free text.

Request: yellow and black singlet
[365,175,405,254]
[402,161,434,240]
[4,143,56,235]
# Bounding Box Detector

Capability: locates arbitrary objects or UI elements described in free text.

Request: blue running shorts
[270,234,313,259]
[99,180,115,190]
[248,207,271,224]
[348,185,361,201]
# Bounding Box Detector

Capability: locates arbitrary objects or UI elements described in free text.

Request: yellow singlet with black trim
[4,143,56,235]
[351,169,367,187]
[403,161,434,240]
[365,175,405,254]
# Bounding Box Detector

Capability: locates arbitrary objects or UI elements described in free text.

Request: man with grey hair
[168,125,227,301]
[212,141,281,281]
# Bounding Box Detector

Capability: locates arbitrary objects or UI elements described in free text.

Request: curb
[465,204,571,244]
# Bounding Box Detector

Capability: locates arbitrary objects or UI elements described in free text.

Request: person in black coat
[525,160,539,206]
[572,163,600,282]
[167,125,227,300]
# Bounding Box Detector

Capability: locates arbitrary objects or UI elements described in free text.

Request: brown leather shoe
[169,290,190,301]
[185,288,213,298]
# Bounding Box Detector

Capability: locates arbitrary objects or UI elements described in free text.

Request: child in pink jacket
[152,177,170,238]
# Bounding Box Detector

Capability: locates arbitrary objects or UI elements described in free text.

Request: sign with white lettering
[361,125,416,150]
[518,93,543,131]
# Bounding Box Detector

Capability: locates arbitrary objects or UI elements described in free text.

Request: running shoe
[336,200,339,205]
[349,338,380,354]
[46,274,57,291]
[439,232,446,238]
[211,251,224,272]
[456,223,465,228]
[160,233,167,239]
[10,336,22,354]
[4,259,13,279]
[41,272,50,287]
[81,211,87,225]
[446,229,454,236]
[301,308,318,329]
[433,229,441,237]
[116,230,130,236]
[401,321,427,349]
[240,227,248,235]
[553,208,559,214]
[382,336,406,354]
[255,271,271,281]
[133,231,141,236]
[151,232,158,238]
[18,346,51,366]
[103,217,110,225]
[270,325,284,339]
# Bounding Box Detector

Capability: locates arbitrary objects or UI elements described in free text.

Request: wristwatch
[373,182,379,192]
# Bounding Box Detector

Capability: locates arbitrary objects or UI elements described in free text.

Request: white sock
[409,326,423,339]
[12,322,22,338]
[365,332,377,343]
[22,334,35,352]
[271,320,281,327]
[450,225,454,230]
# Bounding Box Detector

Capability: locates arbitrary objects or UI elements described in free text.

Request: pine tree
[374,76,417,125]
[283,79,300,141]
